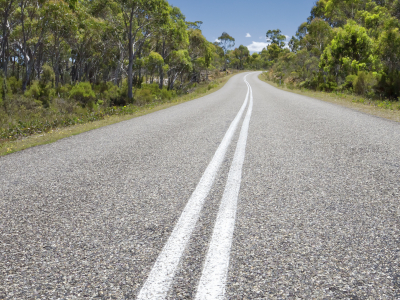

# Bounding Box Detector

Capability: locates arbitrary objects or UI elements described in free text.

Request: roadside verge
[0,72,243,156]
[258,73,400,124]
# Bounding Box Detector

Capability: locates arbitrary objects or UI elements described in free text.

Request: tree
[1,0,17,77]
[217,32,235,70]
[43,0,75,87]
[118,0,169,100]
[289,36,300,52]
[144,51,164,83]
[320,21,377,79]
[231,45,249,69]
[155,6,188,89]
[300,18,333,56]
[15,0,50,91]
[266,29,286,48]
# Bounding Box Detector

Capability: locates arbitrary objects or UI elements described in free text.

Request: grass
[0,72,242,156]
[258,73,400,123]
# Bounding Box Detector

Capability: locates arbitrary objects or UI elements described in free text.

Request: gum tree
[117,0,169,100]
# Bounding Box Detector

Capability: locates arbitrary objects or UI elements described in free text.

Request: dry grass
[0,72,241,156]
[258,73,400,123]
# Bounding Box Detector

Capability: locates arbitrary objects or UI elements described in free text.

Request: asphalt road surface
[1,72,400,299]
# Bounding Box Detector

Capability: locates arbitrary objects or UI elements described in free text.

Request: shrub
[7,77,22,94]
[135,88,153,105]
[24,81,41,99]
[159,88,173,100]
[57,84,71,98]
[207,82,218,90]
[353,71,377,96]
[41,64,55,86]
[24,81,55,108]
[344,74,357,89]
[69,82,96,107]
[0,77,8,105]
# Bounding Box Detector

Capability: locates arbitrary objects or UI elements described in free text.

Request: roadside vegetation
[262,0,400,110]
[0,0,269,153]
[0,71,243,156]
[259,72,400,123]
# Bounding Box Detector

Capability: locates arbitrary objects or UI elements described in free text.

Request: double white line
[138,75,254,300]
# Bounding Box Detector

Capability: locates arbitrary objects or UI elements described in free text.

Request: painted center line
[195,77,253,300]
[137,75,251,300]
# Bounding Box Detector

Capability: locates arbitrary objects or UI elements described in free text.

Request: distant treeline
[265,0,400,100]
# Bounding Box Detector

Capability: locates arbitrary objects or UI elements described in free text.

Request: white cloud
[246,33,251,38]
[259,36,264,40]
[285,35,290,40]
[247,41,270,52]
[215,38,221,43]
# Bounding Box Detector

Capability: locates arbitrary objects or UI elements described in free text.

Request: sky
[168,0,317,53]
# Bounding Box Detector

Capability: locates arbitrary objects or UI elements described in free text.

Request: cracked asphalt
[1,72,400,299]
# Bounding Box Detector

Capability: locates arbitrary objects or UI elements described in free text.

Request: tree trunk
[2,22,8,77]
[159,40,165,89]
[127,10,134,100]
[128,45,133,99]
[23,58,34,91]
[1,1,14,78]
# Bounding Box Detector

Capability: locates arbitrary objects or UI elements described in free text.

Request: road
[1,72,400,299]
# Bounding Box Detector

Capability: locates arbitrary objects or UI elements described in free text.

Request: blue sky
[168,0,317,53]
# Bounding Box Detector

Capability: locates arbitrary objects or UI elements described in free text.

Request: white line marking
[137,75,251,300]
[195,77,254,300]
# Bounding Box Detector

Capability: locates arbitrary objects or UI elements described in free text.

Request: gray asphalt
[1,72,400,299]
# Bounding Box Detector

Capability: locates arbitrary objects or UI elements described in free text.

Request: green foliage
[320,21,376,77]
[0,0,267,143]
[267,0,400,100]
[353,71,377,96]
[41,64,55,85]
[7,77,22,94]
[266,29,286,48]
[135,88,153,105]
[69,82,96,107]
[24,81,56,108]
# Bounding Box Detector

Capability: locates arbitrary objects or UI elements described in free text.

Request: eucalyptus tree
[167,49,191,89]
[233,45,250,69]
[14,0,51,91]
[1,0,18,77]
[144,51,164,83]
[187,28,209,81]
[155,5,188,89]
[43,0,75,87]
[68,4,104,82]
[117,0,169,100]
[266,29,286,49]
[217,32,235,70]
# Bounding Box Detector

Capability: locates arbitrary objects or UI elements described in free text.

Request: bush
[24,81,55,108]
[98,82,119,106]
[57,84,71,98]
[41,64,55,86]
[24,81,41,99]
[159,88,173,100]
[135,88,153,105]
[69,82,96,108]
[7,77,22,94]
[344,74,357,89]
[0,77,8,105]
[353,71,377,97]
[207,82,218,90]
